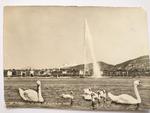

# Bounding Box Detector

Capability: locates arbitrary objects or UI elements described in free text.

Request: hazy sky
[4,6,149,69]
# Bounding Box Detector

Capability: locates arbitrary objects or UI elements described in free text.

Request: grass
[4,77,150,111]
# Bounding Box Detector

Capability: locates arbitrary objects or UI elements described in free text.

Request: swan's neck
[37,84,42,100]
[134,84,141,103]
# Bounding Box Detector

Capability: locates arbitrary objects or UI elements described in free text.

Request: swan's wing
[83,88,88,93]
[18,88,27,101]
[62,94,73,99]
[24,89,38,102]
[117,94,138,104]
[82,94,92,100]
[83,89,92,95]
[83,89,89,94]
[24,92,32,101]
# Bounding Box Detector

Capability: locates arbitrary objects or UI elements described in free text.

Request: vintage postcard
[3,6,150,111]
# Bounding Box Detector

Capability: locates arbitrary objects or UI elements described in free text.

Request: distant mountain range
[67,55,150,71]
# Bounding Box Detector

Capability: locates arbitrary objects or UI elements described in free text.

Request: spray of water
[84,19,103,78]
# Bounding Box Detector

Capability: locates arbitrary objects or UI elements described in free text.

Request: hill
[114,55,150,71]
[67,55,150,71]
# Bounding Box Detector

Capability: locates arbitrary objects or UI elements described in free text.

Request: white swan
[97,89,107,104]
[100,89,107,99]
[83,88,94,100]
[82,89,105,101]
[61,91,74,99]
[18,80,44,103]
[108,80,141,105]
[82,94,93,101]
[83,88,93,95]
[61,91,74,105]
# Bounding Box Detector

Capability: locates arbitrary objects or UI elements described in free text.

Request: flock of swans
[18,80,142,110]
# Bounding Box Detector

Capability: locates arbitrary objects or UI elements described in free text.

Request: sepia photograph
[3,6,150,111]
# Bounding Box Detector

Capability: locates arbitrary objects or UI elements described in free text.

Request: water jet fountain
[83,19,103,78]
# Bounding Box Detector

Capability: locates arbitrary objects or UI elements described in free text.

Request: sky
[4,6,149,69]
